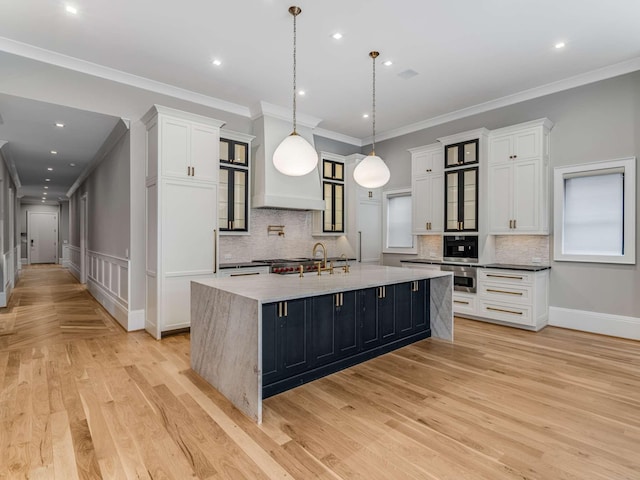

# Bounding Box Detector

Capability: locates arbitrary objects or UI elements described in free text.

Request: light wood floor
[1,266,639,479]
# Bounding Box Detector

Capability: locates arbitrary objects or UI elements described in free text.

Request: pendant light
[353,51,391,189]
[273,6,318,177]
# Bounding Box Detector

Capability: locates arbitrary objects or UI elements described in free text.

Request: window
[383,189,417,254]
[554,157,636,264]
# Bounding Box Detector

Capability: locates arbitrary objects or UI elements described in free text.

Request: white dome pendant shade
[354,50,390,189]
[273,6,318,177]
[273,132,318,176]
[353,153,391,188]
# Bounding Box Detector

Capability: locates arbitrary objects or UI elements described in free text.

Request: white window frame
[553,156,636,264]
[382,188,417,254]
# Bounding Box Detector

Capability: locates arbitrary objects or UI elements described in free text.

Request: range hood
[252,103,324,210]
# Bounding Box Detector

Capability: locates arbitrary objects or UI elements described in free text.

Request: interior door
[29,212,58,264]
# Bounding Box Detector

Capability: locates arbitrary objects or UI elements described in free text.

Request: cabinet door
[310,294,338,367]
[412,175,430,234]
[488,163,513,233]
[262,303,282,385]
[412,280,429,332]
[445,171,460,231]
[513,128,540,162]
[357,201,382,263]
[461,168,478,231]
[336,291,358,357]
[395,282,413,338]
[359,288,380,349]
[161,117,190,178]
[322,182,344,233]
[281,299,312,377]
[220,167,248,231]
[513,160,540,232]
[378,285,396,341]
[190,123,219,182]
[489,135,512,164]
[429,173,444,233]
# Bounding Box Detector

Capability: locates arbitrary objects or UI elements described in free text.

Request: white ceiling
[0,0,639,202]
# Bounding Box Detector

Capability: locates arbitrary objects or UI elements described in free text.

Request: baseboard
[128,309,145,331]
[0,291,5,308]
[20,258,27,265]
[549,306,640,340]
[87,277,129,331]
[69,262,81,281]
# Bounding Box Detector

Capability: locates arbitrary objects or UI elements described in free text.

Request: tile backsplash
[494,235,549,264]
[219,209,354,263]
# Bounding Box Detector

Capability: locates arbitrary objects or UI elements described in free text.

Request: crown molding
[0,140,22,190]
[0,36,251,118]
[368,55,640,144]
[66,118,129,198]
[314,128,362,147]
[252,101,322,129]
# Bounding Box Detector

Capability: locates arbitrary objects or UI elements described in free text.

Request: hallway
[1,266,639,479]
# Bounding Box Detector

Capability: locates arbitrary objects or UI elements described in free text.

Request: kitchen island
[191,265,453,422]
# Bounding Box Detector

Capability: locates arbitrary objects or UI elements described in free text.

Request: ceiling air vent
[398,69,419,80]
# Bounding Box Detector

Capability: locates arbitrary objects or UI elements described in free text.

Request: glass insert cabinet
[219,137,249,232]
[445,167,478,233]
[445,139,479,168]
[322,158,345,233]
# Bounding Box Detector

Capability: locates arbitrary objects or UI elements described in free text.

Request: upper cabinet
[488,119,553,234]
[219,130,254,234]
[410,144,444,235]
[445,167,478,232]
[313,153,345,235]
[160,116,220,182]
[445,139,479,169]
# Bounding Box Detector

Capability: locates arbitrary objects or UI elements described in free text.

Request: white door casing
[80,193,88,283]
[28,212,58,264]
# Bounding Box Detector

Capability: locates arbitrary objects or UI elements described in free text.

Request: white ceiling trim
[366,55,640,145]
[0,140,22,191]
[0,36,251,118]
[66,118,129,198]
[314,128,362,147]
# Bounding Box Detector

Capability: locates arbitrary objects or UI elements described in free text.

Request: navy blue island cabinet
[262,279,431,398]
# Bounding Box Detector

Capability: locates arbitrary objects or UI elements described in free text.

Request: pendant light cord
[372,53,376,154]
[292,9,297,134]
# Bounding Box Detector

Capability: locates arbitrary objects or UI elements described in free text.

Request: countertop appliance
[443,235,479,263]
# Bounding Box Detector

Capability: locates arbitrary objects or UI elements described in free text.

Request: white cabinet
[346,154,382,264]
[143,105,225,339]
[161,116,219,182]
[478,268,549,330]
[488,119,553,234]
[410,144,444,235]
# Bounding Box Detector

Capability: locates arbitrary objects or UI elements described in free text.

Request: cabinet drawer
[479,269,534,285]
[453,292,477,315]
[218,266,269,277]
[479,281,533,305]
[478,300,533,326]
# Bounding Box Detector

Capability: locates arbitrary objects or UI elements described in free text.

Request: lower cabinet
[262,281,431,398]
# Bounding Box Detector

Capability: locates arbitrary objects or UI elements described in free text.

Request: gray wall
[69,130,130,259]
[59,201,69,253]
[314,135,361,156]
[375,71,640,318]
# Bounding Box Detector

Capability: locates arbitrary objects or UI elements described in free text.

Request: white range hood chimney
[252,102,325,210]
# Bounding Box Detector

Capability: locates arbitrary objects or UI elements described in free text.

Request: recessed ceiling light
[51,150,57,155]
[362,113,369,119]
[298,90,306,96]
[212,59,222,66]
[47,167,53,171]
[383,60,393,67]
[69,163,76,167]
[42,197,46,200]
[42,200,45,203]
[43,192,47,195]
[555,42,566,49]
[45,178,51,182]
[55,122,65,128]
[44,186,48,189]
[331,33,343,40]
[65,5,77,14]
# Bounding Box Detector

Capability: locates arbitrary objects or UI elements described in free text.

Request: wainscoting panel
[87,250,129,330]
[68,245,81,281]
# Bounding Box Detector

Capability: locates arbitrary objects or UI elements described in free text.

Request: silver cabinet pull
[486,288,523,296]
[486,274,523,280]
[487,306,523,315]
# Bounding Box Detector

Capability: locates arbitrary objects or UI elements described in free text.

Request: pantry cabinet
[410,144,444,234]
[143,105,224,339]
[488,119,553,234]
[219,130,254,234]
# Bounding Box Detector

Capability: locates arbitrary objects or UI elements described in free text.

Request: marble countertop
[401,259,550,271]
[193,264,452,303]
